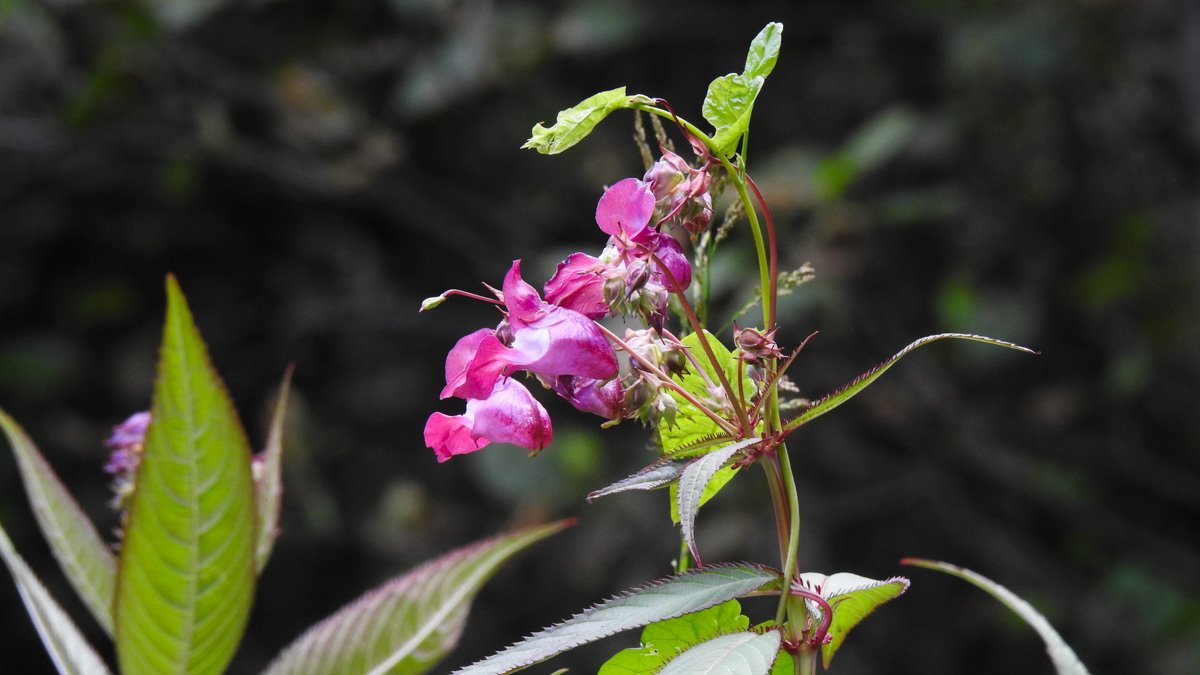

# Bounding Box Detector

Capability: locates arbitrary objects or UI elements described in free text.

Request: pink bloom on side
[550,375,624,420]
[544,252,611,319]
[595,178,656,240]
[424,378,552,462]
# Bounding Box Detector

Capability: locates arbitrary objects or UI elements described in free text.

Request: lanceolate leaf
[677,438,760,566]
[586,457,690,502]
[263,520,570,675]
[253,366,293,574]
[523,87,642,155]
[599,600,749,674]
[658,630,781,675]
[0,409,116,636]
[795,572,909,667]
[784,333,1036,434]
[0,519,113,675]
[114,275,258,675]
[902,559,1090,675]
[452,564,782,675]
[744,22,783,80]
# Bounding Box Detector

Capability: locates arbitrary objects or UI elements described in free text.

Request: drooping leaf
[523,87,643,155]
[586,457,690,502]
[743,22,783,80]
[677,438,760,565]
[702,73,764,158]
[114,275,258,675]
[599,600,748,674]
[0,519,113,675]
[902,559,1090,675]
[0,409,116,636]
[657,630,781,675]
[264,520,570,675]
[795,572,909,667]
[452,564,782,675]
[253,366,292,574]
[784,333,1036,434]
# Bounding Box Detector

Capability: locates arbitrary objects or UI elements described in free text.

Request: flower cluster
[424,150,714,462]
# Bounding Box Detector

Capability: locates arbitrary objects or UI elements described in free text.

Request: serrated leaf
[0,409,116,636]
[452,564,781,675]
[599,600,748,674]
[677,438,759,565]
[264,521,569,675]
[902,559,1090,675]
[523,87,636,155]
[784,333,1036,434]
[253,366,292,574]
[114,275,258,675]
[658,630,781,675]
[795,572,909,667]
[587,457,689,502]
[0,518,113,675]
[744,22,783,80]
[702,73,764,157]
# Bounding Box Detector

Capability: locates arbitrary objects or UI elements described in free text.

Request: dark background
[2,0,1198,673]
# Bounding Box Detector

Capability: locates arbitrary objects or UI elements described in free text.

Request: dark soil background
[2,0,1198,673]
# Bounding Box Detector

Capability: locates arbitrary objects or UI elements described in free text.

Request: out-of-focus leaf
[523,87,643,155]
[784,333,1035,434]
[677,438,759,565]
[0,519,113,675]
[794,572,909,667]
[114,275,258,675]
[599,600,748,674]
[0,408,116,636]
[254,366,292,574]
[657,630,781,675]
[452,564,781,675]
[902,559,1090,675]
[264,520,570,675]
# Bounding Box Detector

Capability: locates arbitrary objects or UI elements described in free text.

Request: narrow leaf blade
[658,630,781,675]
[677,438,760,565]
[902,559,1090,675]
[0,408,117,636]
[264,520,569,675]
[587,457,689,502]
[114,275,258,675]
[523,87,635,155]
[744,22,783,80]
[451,564,781,675]
[0,519,113,675]
[254,366,293,574]
[785,333,1035,433]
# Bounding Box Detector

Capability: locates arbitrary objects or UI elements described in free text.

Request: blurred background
[2,0,1198,672]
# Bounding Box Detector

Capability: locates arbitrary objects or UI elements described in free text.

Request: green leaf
[452,564,781,674]
[0,519,114,675]
[784,333,1036,434]
[586,456,689,502]
[599,600,748,674]
[0,408,117,636]
[902,559,1090,675]
[658,631,781,675]
[264,520,570,675]
[744,22,783,80]
[659,331,751,456]
[677,438,759,564]
[114,275,258,675]
[795,572,909,667]
[701,73,764,158]
[523,87,639,155]
[253,366,292,574]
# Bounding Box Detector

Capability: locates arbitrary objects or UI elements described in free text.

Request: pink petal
[502,260,545,326]
[506,308,618,381]
[470,378,552,452]
[424,411,489,462]
[441,329,509,400]
[596,178,655,239]
[544,252,610,319]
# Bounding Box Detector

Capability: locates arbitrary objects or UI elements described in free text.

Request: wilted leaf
[902,559,1090,675]
[452,564,781,674]
[523,87,640,155]
[784,333,1035,433]
[264,521,569,675]
[658,630,781,675]
[0,409,116,636]
[114,275,258,675]
[0,519,113,675]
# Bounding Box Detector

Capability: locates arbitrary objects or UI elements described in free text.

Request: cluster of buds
[103,411,150,509]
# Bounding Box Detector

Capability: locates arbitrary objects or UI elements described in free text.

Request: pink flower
[595,178,656,241]
[550,375,624,420]
[544,252,611,319]
[424,377,552,462]
[104,411,150,475]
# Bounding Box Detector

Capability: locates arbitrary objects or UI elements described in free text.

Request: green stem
[797,649,818,675]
